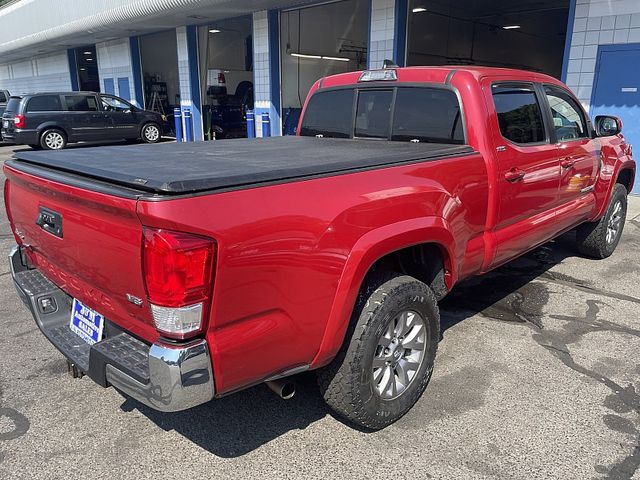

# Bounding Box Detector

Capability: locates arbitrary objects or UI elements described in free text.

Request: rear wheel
[40,129,66,150]
[576,183,627,258]
[317,273,440,430]
[141,123,161,143]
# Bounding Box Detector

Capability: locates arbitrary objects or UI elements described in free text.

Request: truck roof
[318,66,564,90]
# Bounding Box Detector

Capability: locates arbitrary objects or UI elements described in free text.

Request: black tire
[40,129,66,150]
[140,123,161,143]
[317,273,440,430]
[576,183,627,259]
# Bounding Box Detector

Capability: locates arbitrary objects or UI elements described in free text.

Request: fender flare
[593,157,636,220]
[310,216,457,369]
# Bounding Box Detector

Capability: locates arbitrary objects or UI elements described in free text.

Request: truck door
[540,84,599,226]
[485,81,561,268]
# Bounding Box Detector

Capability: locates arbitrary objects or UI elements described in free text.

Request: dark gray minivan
[1,92,168,150]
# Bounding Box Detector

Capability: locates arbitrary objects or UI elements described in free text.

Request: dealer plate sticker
[69,299,104,345]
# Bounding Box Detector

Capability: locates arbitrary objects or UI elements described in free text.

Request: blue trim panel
[186,24,203,141]
[129,36,144,108]
[268,10,282,135]
[67,49,79,91]
[589,42,640,109]
[393,0,408,67]
[103,78,115,95]
[117,77,131,101]
[561,0,577,82]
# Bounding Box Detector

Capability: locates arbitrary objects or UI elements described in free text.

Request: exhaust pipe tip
[266,379,296,399]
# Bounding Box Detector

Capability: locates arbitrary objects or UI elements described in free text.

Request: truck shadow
[119,233,580,457]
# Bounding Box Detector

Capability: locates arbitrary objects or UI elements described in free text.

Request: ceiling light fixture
[83,51,92,55]
[85,58,93,61]
[209,29,221,34]
[412,7,427,13]
[290,52,350,62]
[502,25,521,30]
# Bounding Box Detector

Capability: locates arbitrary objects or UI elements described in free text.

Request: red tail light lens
[14,114,25,129]
[143,228,215,308]
[143,228,216,339]
[218,72,226,85]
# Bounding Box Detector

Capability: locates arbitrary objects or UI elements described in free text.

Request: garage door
[591,44,640,194]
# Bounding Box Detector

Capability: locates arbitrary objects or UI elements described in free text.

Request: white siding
[0,51,71,94]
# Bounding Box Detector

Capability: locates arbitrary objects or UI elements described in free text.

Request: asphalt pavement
[0,143,638,479]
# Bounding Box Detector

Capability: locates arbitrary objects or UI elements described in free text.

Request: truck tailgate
[4,164,157,343]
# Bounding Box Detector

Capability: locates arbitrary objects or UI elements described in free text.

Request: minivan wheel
[40,129,66,150]
[317,273,440,430]
[141,123,161,143]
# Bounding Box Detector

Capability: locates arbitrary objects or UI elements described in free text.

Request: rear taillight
[14,114,25,129]
[218,72,226,85]
[142,227,216,340]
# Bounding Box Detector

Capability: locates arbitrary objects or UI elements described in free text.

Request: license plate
[69,299,104,345]
[2,120,7,128]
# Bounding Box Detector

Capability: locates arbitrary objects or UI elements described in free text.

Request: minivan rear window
[26,95,62,112]
[5,97,21,114]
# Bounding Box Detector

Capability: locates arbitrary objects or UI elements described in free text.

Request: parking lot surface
[0,143,638,479]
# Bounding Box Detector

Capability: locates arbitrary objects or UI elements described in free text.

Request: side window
[0,92,7,103]
[26,95,62,112]
[101,95,132,112]
[544,86,588,142]
[492,84,546,145]
[65,95,99,112]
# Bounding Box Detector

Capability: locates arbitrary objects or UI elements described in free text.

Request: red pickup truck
[4,66,635,429]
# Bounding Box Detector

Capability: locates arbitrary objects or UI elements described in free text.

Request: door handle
[505,168,526,182]
[561,158,576,169]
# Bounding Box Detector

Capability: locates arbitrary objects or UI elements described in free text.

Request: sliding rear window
[300,86,464,144]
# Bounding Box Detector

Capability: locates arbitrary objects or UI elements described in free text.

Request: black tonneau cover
[13,136,474,195]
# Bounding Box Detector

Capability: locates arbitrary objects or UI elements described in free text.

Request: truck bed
[11,136,473,195]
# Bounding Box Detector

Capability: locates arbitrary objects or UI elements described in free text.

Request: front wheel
[317,274,440,430]
[40,129,66,150]
[141,123,161,143]
[576,183,628,259]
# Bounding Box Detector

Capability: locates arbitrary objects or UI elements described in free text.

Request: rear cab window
[492,84,546,145]
[300,86,465,144]
[26,95,62,113]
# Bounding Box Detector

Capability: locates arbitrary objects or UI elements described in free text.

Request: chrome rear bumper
[10,245,215,412]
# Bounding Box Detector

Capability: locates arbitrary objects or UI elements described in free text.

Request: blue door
[591,44,640,193]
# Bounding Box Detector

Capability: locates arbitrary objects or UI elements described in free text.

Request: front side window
[65,95,99,112]
[101,95,133,112]
[299,89,354,138]
[544,86,588,142]
[492,84,546,145]
[26,95,62,112]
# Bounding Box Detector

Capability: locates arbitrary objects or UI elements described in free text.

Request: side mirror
[595,115,622,137]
